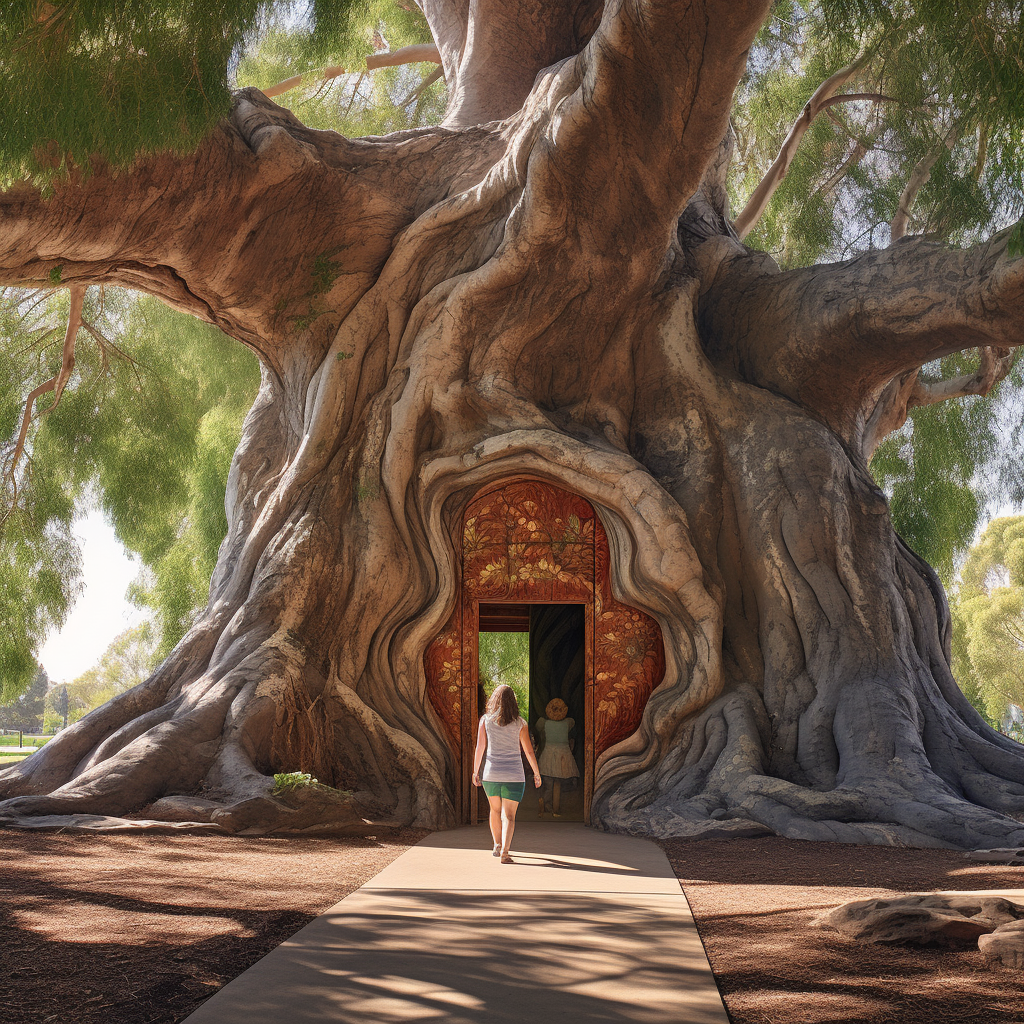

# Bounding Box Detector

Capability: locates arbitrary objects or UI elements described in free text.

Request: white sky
[38,510,148,685]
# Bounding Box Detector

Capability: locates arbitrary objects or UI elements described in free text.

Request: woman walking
[472,684,541,863]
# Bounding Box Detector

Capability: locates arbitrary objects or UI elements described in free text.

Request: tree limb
[400,66,444,109]
[0,91,504,368]
[5,284,84,484]
[512,0,772,272]
[698,231,1024,449]
[861,346,1016,457]
[911,345,1015,407]
[815,140,868,197]
[419,0,602,127]
[734,60,882,240]
[262,44,442,100]
[890,128,960,242]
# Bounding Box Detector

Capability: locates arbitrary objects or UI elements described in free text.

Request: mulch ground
[0,828,428,1024]
[662,836,1024,1024]
[1,829,1022,1024]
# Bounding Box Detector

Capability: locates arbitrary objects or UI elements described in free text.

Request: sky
[38,510,148,685]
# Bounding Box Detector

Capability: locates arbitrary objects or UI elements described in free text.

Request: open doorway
[478,602,585,822]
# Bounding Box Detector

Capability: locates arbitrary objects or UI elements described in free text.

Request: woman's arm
[519,722,542,788]
[472,717,487,787]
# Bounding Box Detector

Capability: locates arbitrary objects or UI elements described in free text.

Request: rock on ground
[979,919,1024,969]
[816,893,1024,946]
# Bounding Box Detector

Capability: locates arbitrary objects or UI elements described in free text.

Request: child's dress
[536,717,580,779]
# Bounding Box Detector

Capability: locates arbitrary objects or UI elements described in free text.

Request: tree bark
[1,0,1022,846]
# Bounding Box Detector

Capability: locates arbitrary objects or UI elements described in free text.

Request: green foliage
[0,0,367,185]
[478,632,529,717]
[1,289,261,669]
[950,516,1024,732]
[870,355,1024,582]
[0,0,442,185]
[234,2,443,137]
[0,665,49,730]
[735,2,1024,265]
[272,770,349,795]
[273,770,318,792]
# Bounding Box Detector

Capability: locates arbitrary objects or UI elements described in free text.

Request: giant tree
[2,0,1024,847]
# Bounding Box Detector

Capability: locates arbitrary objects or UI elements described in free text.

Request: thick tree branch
[0,92,504,368]
[698,231,1024,448]
[420,0,601,126]
[262,44,442,99]
[733,60,877,239]
[512,0,771,273]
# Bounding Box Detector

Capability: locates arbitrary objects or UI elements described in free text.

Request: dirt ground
[0,828,428,1024]
[662,836,1024,1024]
[1,828,1022,1024]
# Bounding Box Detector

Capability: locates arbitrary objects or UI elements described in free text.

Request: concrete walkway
[182,823,729,1023]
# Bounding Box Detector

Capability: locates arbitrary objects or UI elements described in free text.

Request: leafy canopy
[951,516,1024,733]
[0,0,381,184]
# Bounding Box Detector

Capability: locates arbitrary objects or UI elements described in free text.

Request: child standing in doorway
[535,698,579,817]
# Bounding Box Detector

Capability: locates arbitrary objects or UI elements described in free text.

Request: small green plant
[272,771,352,799]
[273,771,318,793]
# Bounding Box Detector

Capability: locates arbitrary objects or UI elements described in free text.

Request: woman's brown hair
[485,684,520,727]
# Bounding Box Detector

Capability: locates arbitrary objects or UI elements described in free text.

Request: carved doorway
[424,480,666,824]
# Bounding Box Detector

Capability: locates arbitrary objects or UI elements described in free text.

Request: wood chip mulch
[0,828,428,1024]
[661,836,1024,1024]
[2,828,1023,1023]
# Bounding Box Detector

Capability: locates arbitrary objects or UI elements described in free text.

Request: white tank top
[482,715,526,782]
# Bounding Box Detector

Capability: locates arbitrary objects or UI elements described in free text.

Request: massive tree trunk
[2,0,1024,846]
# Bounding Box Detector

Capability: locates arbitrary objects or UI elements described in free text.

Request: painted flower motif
[477,557,514,590]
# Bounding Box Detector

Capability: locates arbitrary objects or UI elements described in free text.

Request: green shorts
[482,780,526,802]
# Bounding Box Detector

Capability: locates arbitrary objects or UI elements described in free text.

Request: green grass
[0,735,49,747]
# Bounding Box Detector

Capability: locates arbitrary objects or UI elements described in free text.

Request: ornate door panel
[425,480,665,823]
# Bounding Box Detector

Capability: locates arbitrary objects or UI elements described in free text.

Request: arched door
[424,480,665,823]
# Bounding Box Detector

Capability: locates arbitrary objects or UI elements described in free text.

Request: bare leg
[500,797,520,861]
[486,793,502,852]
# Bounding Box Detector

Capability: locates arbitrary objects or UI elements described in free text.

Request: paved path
[182,822,729,1023]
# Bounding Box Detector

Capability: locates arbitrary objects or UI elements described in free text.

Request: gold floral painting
[424,480,664,768]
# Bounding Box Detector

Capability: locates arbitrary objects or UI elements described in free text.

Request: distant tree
[952,516,1024,729]
[0,666,49,733]
[45,623,159,728]
[478,632,529,714]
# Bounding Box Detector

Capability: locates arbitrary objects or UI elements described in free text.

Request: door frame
[464,599,594,824]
